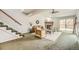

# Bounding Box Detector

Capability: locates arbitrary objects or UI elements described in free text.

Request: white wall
[0,9,77,43]
[29,9,76,30]
[0,9,32,33]
[0,28,19,43]
[1,9,76,33]
[0,9,77,33]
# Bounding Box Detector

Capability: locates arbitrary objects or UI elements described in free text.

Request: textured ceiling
[23,9,76,16]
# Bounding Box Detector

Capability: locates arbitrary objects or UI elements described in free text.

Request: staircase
[0,22,24,38]
[0,9,25,43]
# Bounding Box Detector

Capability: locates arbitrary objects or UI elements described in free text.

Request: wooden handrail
[0,9,22,25]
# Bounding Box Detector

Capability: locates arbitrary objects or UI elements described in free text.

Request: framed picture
[36,20,39,24]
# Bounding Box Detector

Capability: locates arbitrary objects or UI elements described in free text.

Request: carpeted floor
[0,33,54,50]
[49,33,78,50]
[0,33,78,50]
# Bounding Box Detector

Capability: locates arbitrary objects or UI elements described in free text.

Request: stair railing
[0,9,22,25]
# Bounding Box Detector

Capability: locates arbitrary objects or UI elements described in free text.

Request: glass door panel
[59,18,74,33]
[59,19,65,31]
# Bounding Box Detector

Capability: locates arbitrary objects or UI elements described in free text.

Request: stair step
[5,30,21,37]
[11,29,17,32]
[7,30,17,36]
[0,22,23,38]
[20,34,24,37]
[7,28,16,33]
[0,22,3,25]
[6,27,13,30]
[0,27,16,36]
[11,32,16,35]
[16,34,21,38]
[0,24,3,27]
[5,30,12,33]
[16,32,21,34]
[22,34,25,37]
[0,27,6,30]
[0,27,11,32]
[2,25,8,28]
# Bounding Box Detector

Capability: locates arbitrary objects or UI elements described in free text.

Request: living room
[0,9,79,50]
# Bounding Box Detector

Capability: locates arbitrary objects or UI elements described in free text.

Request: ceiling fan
[52,9,59,14]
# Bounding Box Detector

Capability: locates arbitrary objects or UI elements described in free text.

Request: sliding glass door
[60,19,65,31]
[59,18,75,33]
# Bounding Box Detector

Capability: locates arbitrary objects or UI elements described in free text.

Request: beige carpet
[49,33,78,50]
[0,33,78,50]
[0,33,54,50]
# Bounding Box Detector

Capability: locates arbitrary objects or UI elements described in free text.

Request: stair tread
[0,22,24,37]
[0,22,3,24]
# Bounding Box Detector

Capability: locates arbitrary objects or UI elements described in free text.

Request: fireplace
[45,21,53,33]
